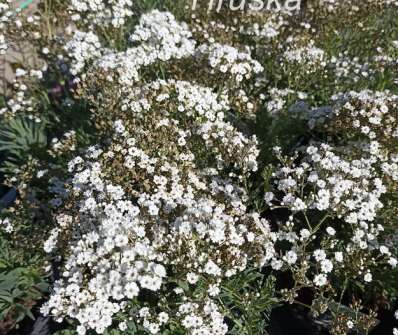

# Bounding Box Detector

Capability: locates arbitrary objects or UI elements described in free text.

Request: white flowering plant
[0,0,398,334]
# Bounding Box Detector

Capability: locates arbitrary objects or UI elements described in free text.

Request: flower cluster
[40,77,270,333]
[0,1,12,55]
[320,90,398,184]
[92,10,196,87]
[330,54,374,84]
[317,0,398,12]
[330,90,398,146]
[0,217,13,233]
[69,0,134,28]
[270,144,386,223]
[65,31,103,75]
[266,88,307,115]
[283,39,326,73]
[130,10,195,56]
[262,89,398,319]
[262,143,397,320]
[196,43,263,83]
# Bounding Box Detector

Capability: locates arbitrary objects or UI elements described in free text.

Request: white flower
[158,312,169,324]
[313,274,327,287]
[114,120,126,134]
[119,322,127,331]
[388,257,397,268]
[208,284,220,297]
[314,249,327,261]
[152,264,167,278]
[77,325,86,335]
[187,272,199,284]
[326,227,336,236]
[204,260,222,277]
[320,259,333,273]
[15,68,26,77]
[271,259,283,270]
[379,245,390,255]
[43,228,59,253]
[364,273,372,283]
[285,250,298,264]
[125,282,139,299]
[300,229,311,240]
[334,252,343,262]
[264,192,274,203]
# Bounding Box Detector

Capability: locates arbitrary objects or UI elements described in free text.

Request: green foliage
[0,226,48,330]
[219,271,278,335]
[0,267,48,324]
[0,118,47,173]
[256,109,308,165]
[54,330,77,335]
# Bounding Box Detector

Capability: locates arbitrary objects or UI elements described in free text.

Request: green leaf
[0,117,47,174]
